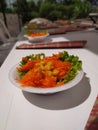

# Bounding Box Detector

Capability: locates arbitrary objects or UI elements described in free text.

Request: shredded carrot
[28,32,47,37]
[17,53,72,88]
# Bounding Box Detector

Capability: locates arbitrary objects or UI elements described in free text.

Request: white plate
[24,33,49,42]
[9,64,84,94]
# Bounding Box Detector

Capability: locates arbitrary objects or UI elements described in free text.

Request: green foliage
[13,0,30,24]
[39,2,55,18]
[36,0,43,12]
[59,51,82,82]
[73,0,92,19]
[48,10,62,20]
[44,0,57,4]
[0,0,7,10]
[1,0,93,24]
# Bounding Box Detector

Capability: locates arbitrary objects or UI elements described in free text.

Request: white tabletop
[0,33,98,130]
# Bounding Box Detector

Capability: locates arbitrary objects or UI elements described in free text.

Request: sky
[6,0,38,4]
[6,0,15,5]
[6,0,39,6]
[6,0,15,4]
[6,0,98,6]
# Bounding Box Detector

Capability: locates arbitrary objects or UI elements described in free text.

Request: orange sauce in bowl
[28,32,47,37]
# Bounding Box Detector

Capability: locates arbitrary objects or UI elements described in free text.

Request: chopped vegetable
[16,51,82,88]
[28,32,47,37]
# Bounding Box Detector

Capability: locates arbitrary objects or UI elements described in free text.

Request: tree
[44,0,57,4]
[61,0,74,5]
[87,0,98,5]
[39,2,55,19]
[27,0,39,18]
[71,0,92,19]
[37,0,44,11]
[28,0,36,11]
[0,0,7,27]
[13,0,30,24]
[12,0,93,23]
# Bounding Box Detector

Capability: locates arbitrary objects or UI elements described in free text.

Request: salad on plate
[16,51,83,88]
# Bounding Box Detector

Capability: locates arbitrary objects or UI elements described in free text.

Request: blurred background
[0,0,98,37]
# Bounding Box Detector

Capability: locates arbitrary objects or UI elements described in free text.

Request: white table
[0,33,98,130]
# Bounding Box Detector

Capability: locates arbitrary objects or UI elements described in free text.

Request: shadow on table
[22,73,91,110]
